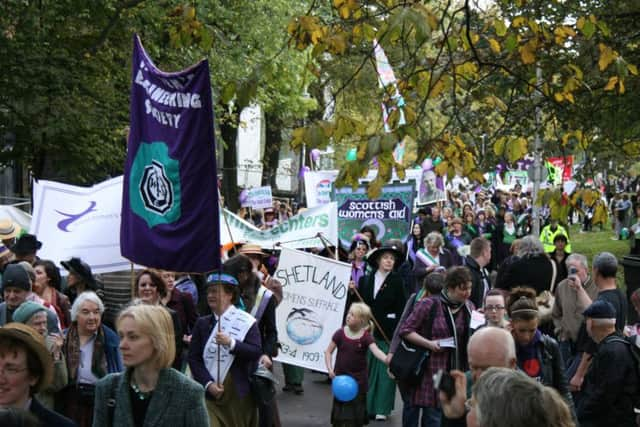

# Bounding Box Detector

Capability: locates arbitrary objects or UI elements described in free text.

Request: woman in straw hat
[93,304,208,427]
[0,322,75,426]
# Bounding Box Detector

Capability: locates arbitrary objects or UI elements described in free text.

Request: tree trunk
[262,112,283,189]
[219,105,239,212]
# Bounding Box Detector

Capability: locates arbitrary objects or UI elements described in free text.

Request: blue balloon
[332,375,359,402]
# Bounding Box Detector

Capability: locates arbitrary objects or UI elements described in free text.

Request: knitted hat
[12,301,47,324]
[2,263,31,291]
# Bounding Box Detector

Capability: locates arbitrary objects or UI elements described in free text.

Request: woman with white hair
[412,232,456,292]
[58,291,123,427]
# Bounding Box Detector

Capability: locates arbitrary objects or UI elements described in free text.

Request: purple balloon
[239,189,248,204]
[421,158,433,170]
[299,165,311,179]
[310,148,321,162]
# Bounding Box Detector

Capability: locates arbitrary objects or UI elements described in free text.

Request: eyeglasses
[484,305,505,311]
[0,365,28,377]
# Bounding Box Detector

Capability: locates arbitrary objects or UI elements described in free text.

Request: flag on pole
[120,35,220,273]
[373,39,406,162]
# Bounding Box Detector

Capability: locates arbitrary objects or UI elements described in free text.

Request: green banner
[333,182,415,248]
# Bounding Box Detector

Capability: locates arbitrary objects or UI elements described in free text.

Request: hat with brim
[61,257,95,287]
[206,272,239,287]
[366,245,402,269]
[238,243,266,257]
[0,323,53,393]
[0,219,21,240]
[10,234,42,256]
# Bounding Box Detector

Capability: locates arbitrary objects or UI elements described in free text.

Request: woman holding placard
[188,272,262,427]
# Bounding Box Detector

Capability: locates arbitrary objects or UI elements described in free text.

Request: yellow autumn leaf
[576,17,585,30]
[565,93,575,104]
[426,12,439,32]
[339,5,351,19]
[619,78,625,94]
[493,137,506,156]
[519,42,536,65]
[628,64,639,75]
[604,76,618,91]
[430,79,445,98]
[435,160,449,176]
[512,16,527,28]
[488,38,501,53]
[494,20,507,37]
[598,43,618,71]
[554,92,564,102]
[333,0,346,7]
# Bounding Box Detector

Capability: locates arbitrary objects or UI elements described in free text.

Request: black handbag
[389,299,438,385]
[249,365,277,406]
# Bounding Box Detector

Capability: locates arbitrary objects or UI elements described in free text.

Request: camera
[433,369,455,399]
[569,266,577,275]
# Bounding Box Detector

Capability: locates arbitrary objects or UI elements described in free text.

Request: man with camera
[552,253,598,368]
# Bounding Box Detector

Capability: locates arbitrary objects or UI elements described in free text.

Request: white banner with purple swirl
[273,247,351,372]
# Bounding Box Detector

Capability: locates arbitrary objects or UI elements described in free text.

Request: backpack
[605,335,640,411]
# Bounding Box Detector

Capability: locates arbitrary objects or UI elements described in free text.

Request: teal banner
[333,182,415,248]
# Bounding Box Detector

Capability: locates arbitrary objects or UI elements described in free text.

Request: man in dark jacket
[463,238,492,308]
[422,207,445,235]
[577,300,639,427]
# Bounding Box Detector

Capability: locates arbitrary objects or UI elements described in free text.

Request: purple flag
[120,35,220,273]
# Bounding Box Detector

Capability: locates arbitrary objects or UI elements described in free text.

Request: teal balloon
[346,148,357,162]
[621,228,630,240]
[332,375,358,402]
[433,156,442,166]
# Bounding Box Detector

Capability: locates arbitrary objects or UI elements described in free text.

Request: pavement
[274,363,403,426]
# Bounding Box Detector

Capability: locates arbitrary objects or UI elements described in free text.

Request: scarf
[64,323,107,383]
[440,288,464,311]
[516,329,543,379]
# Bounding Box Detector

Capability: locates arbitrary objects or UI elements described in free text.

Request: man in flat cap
[577,300,639,427]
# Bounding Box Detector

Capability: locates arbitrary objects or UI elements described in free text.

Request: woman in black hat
[358,244,407,421]
[61,257,104,305]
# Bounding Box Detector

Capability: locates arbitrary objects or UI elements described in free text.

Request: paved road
[274,363,403,426]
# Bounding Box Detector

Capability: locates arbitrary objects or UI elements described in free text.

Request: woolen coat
[92,367,209,427]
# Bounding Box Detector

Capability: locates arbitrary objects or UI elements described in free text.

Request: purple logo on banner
[120,35,220,273]
[55,201,97,232]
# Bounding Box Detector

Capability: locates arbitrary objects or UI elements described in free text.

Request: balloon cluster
[310,148,321,163]
[421,157,442,171]
[239,189,248,205]
[298,165,311,179]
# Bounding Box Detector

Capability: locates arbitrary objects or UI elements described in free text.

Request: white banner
[273,248,350,372]
[242,186,273,209]
[31,176,337,274]
[220,202,338,249]
[31,177,131,274]
[304,169,423,208]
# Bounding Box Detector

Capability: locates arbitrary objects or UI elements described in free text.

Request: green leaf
[504,34,518,52]
[582,20,595,39]
[494,19,507,37]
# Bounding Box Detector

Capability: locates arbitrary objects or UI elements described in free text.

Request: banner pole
[130,263,135,299]
[351,286,390,344]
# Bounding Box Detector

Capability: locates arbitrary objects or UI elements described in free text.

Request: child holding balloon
[325,302,388,426]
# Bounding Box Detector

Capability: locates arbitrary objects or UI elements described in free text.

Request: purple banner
[120,35,220,273]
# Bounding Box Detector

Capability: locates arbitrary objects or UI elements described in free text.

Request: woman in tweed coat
[92,304,208,427]
[398,266,474,427]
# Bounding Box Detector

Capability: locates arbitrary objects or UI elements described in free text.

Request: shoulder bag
[389,301,438,385]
